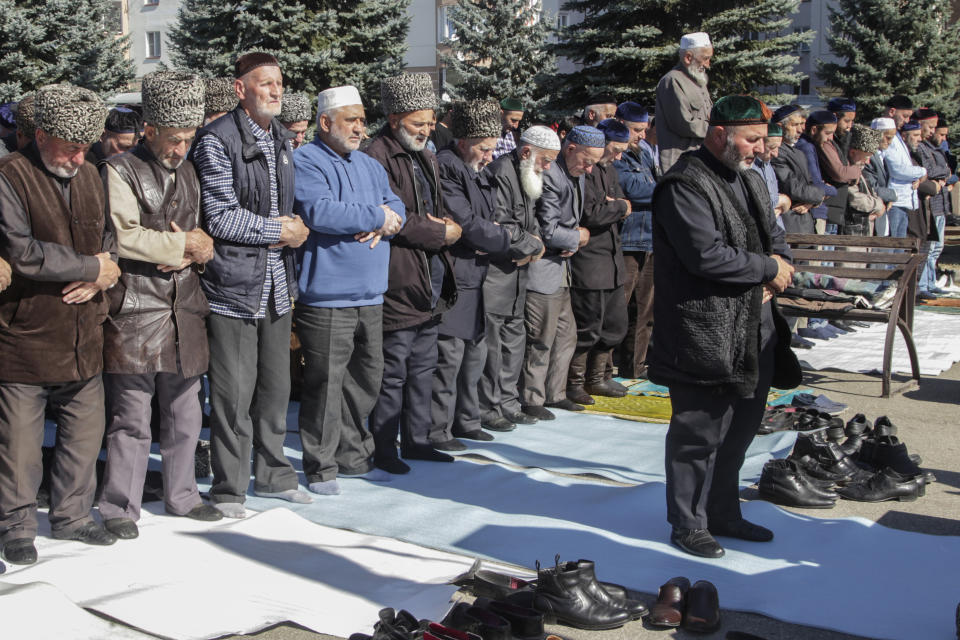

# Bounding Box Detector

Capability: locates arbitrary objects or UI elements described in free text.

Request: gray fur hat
[849,123,882,155]
[280,92,311,123]
[380,73,436,115]
[16,93,36,139]
[142,71,204,128]
[34,83,107,145]
[204,77,238,114]
[451,100,501,139]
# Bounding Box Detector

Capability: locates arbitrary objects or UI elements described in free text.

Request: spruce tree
[548,0,812,114]
[441,0,556,115]
[819,0,960,120]
[170,0,410,114]
[0,0,133,103]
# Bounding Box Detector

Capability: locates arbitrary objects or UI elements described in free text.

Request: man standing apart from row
[656,32,714,172]
[651,96,800,559]
[98,72,222,540]
[0,85,121,564]
[293,86,404,495]
[193,52,312,518]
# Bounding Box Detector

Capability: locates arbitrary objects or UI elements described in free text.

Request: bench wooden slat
[790,250,914,264]
[785,233,921,250]
[793,267,906,279]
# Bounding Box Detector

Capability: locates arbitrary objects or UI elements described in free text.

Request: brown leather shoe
[648,576,689,627]
[682,579,720,632]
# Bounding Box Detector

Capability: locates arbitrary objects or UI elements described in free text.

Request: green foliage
[0,0,133,103]
[547,0,812,115]
[818,0,960,121]
[442,0,557,115]
[170,0,410,116]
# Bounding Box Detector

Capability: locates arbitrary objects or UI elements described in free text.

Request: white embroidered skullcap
[316,86,363,113]
[519,125,561,151]
[680,32,712,50]
[871,117,896,131]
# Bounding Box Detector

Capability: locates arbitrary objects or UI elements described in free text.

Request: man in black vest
[98,71,223,541]
[193,52,311,518]
[651,96,800,559]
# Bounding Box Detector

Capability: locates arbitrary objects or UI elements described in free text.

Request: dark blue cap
[772,104,802,124]
[827,97,856,113]
[806,110,838,127]
[566,125,606,148]
[0,102,15,129]
[901,121,921,131]
[615,101,648,123]
[597,119,630,143]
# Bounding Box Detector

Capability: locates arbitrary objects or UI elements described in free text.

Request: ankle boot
[567,351,588,390]
[530,557,632,630]
[565,559,648,619]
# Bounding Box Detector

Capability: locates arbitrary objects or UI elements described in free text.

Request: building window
[438,5,456,41]
[795,78,811,96]
[556,12,569,29]
[146,31,161,59]
[145,0,158,5]
[106,0,123,33]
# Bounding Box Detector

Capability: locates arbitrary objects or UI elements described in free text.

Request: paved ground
[205,356,960,640]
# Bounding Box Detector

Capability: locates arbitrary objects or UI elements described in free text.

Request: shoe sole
[540,613,628,631]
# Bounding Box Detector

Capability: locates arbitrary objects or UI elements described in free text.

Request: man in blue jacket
[613,102,656,379]
[293,86,405,496]
[430,100,511,450]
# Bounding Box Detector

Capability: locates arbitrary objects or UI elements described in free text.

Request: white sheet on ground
[0,508,470,640]
[799,309,960,375]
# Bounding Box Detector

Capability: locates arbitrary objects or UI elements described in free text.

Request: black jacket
[771,143,822,234]
[573,160,628,290]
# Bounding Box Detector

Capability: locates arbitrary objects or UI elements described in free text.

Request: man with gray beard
[656,32,714,172]
[651,96,799,558]
[479,126,557,431]
[770,105,823,234]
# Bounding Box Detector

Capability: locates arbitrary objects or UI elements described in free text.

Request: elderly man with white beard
[193,52,312,518]
[651,96,800,559]
[478,126,556,432]
[655,31,714,172]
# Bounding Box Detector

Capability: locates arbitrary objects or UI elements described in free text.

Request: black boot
[530,557,632,630]
[566,559,648,619]
[758,460,837,508]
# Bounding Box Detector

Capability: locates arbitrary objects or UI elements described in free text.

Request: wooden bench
[779,234,926,397]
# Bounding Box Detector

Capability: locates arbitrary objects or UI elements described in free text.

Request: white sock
[339,468,392,483]
[214,502,246,519]
[308,480,341,496]
[254,488,313,504]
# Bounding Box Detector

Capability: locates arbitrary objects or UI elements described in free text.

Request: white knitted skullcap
[680,32,711,50]
[519,125,561,151]
[316,86,363,113]
[871,117,896,131]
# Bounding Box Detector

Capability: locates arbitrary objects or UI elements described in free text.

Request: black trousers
[664,337,775,530]
[430,333,487,443]
[618,252,654,378]
[369,320,439,462]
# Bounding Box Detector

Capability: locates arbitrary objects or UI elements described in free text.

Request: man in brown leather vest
[0,84,121,565]
[97,72,222,541]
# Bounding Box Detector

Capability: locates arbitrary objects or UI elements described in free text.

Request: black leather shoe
[2,538,37,565]
[709,518,773,542]
[481,417,516,432]
[584,379,627,398]
[569,559,648,619]
[504,411,538,425]
[837,467,924,502]
[603,378,630,394]
[529,556,632,629]
[52,521,117,546]
[682,580,721,633]
[442,602,511,640]
[546,398,585,412]
[104,517,139,539]
[873,415,898,437]
[452,429,494,442]
[431,438,468,452]
[521,405,555,421]
[758,460,837,508]
[670,528,725,558]
[401,446,455,463]
[566,386,595,405]
[184,503,223,521]
[375,456,411,474]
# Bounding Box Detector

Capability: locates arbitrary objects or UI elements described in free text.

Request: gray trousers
[479,312,526,421]
[98,372,203,521]
[430,333,487,443]
[295,305,381,483]
[0,376,104,544]
[207,310,299,503]
[522,288,577,406]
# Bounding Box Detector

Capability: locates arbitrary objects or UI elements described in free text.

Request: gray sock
[254,488,313,504]
[339,468,392,483]
[214,502,246,519]
[308,480,342,496]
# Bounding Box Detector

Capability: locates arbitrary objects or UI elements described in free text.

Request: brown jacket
[0,146,110,384]
[364,126,457,331]
[104,143,210,377]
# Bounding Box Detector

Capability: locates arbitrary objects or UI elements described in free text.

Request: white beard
[519,155,543,200]
[686,64,709,87]
[720,135,752,172]
[396,126,427,152]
